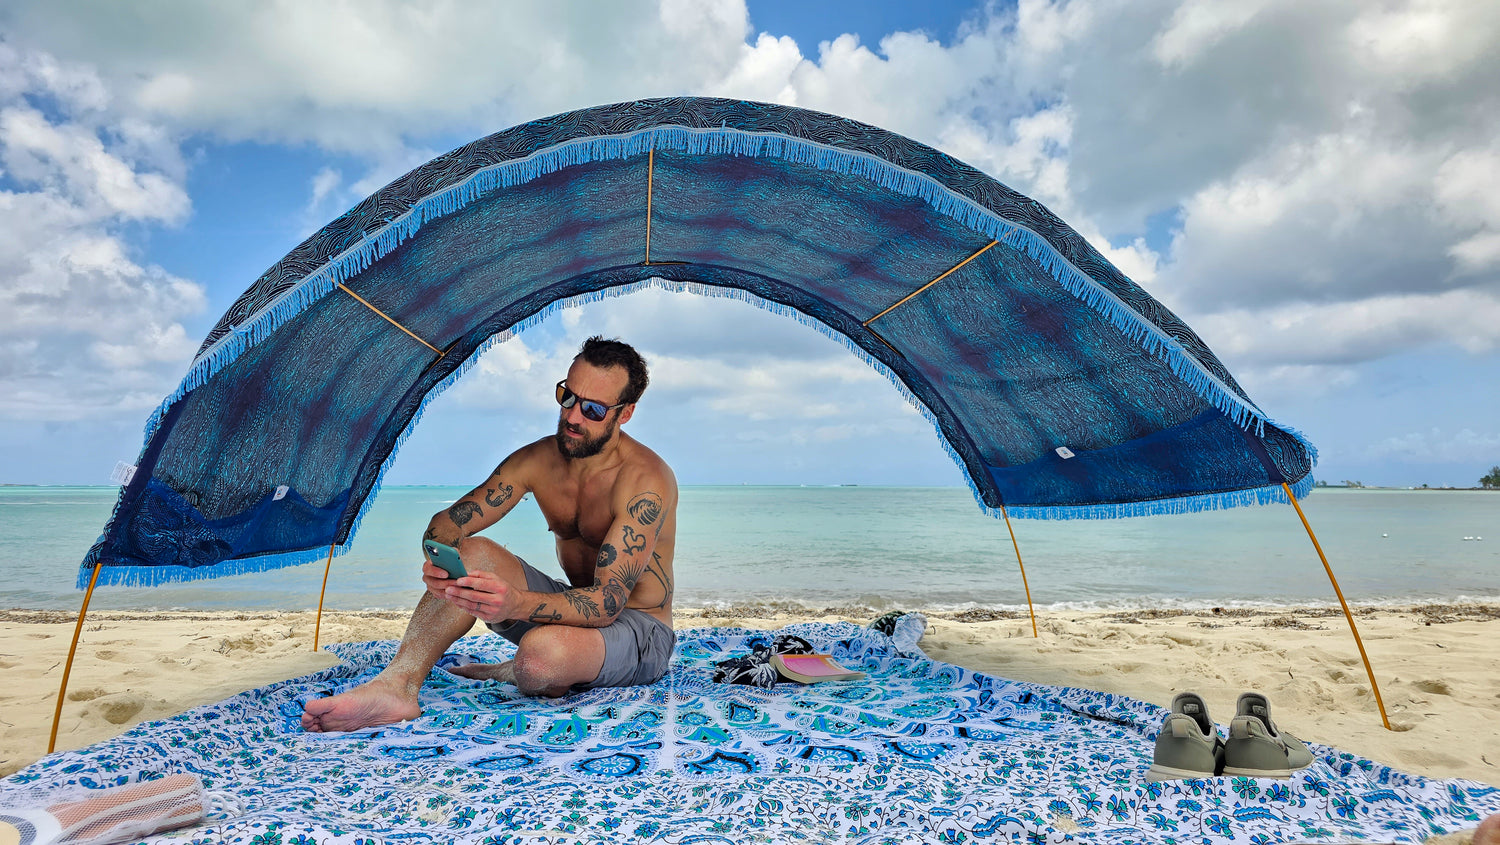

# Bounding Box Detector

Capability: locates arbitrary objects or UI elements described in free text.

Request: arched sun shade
[81,97,1314,587]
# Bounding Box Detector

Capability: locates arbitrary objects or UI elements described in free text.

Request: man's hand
[421,561,460,597]
[430,566,522,625]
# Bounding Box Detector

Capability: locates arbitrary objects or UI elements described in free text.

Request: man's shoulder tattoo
[626,491,664,526]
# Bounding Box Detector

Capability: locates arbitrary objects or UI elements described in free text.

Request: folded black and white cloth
[711,633,814,687]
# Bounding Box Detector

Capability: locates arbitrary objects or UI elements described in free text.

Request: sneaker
[1145,692,1225,782]
[1222,692,1314,778]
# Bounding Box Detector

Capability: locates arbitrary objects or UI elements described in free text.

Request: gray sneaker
[1222,692,1314,778]
[1145,692,1225,782]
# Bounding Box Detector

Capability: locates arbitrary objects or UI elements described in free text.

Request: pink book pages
[778,655,853,677]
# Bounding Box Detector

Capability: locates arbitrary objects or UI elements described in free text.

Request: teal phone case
[422,540,467,578]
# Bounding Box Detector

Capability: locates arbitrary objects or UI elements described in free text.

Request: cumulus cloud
[0,46,202,421]
[0,0,749,154]
[1363,427,1500,463]
[985,0,1500,376]
[450,288,891,419]
[1195,289,1500,370]
[1434,144,1500,273]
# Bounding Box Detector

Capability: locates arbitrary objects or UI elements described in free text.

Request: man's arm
[423,450,530,548]
[443,471,674,628]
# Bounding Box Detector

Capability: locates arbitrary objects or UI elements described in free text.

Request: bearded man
[302,336,677,731]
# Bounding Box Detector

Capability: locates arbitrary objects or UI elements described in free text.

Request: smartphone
[422,540,468,579]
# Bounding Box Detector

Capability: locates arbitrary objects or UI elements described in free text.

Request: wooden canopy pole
[999,504,1039,638]
[49,563,103,753]
[1282,482,1392,730]
[335,283,444,357]
[644,147,655,265]
[313,543,336,651]
[865,240,998,326]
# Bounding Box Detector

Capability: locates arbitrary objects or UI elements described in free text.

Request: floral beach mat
[3,614,1495,844]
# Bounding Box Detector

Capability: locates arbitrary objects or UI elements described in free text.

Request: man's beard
[556,417,615,459]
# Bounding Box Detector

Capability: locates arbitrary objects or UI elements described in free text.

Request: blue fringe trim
[125,123,1317,545]
[83,544,337,589]
[993,473,1317,522]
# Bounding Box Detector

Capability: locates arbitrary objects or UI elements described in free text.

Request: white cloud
[0,0,753,154]
[1192,289,1500,372]
[1346,0,1499,84]
[0,46,203,421]
[450,289,887,420]
[1434,144,1500,272]
[708,33,804,103]
[307,167,341,210]
[0,40,109,113]
[1152,0,1268,68]
[1363,427,1500,463]
[1,105,188,222]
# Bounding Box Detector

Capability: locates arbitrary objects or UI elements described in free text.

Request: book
[770,653,865,684]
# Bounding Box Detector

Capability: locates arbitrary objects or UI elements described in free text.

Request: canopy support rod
[49,563,103,753]
[644,147,654,265]
[336,283,444,357]
[637,147,685,267]
[864,239,998,326]
[1282,482,1392,731]
[313,543,336,651]
[999,505,1039,638]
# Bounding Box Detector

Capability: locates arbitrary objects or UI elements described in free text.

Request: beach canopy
[82,96,1314,588]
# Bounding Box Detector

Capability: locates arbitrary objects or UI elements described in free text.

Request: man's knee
[455,536,520,575]
[513,627,604,697]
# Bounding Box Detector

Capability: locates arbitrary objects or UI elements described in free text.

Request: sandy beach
[3,603,1497,840]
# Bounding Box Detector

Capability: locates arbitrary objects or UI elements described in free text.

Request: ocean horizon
[4,485,1496,613]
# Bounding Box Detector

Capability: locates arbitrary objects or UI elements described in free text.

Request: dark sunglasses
[555,380,626,422]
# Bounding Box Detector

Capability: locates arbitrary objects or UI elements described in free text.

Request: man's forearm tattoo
[484,483,513,509]
[621,525,648,555]
[564,590,601,618]
[448,500,482,528]
[423,525,437,541]
[528,604,562,623]
[627,492,663,526]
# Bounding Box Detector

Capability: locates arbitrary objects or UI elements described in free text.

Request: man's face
[555,361,631,460]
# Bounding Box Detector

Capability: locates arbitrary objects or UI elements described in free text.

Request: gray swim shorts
[485,557,676,690]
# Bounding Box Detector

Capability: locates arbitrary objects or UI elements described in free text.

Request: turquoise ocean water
[1,486,1495,612]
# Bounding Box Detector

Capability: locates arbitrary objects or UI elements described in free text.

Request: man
[302,336,677,732]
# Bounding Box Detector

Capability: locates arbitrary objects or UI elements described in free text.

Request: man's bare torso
[519,433,676,626]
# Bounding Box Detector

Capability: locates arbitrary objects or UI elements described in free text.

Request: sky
[1,0,1498,491]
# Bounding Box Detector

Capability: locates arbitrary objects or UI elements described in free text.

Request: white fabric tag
[1055,446,1075,459]
[273,485,289,501]
[109,461,138,486]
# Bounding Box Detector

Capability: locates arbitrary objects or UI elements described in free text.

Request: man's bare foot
[1473,812,1500,845]
[301,675,421,732]
[448,660,516,684]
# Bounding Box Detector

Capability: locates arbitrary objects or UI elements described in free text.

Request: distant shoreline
[7,600,1500,625]
[1315,484,1499,491]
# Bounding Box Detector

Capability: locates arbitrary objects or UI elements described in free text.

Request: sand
[2,603,1497,839]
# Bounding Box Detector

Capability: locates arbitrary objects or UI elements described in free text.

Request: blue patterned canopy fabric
[82,97,1314,587]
